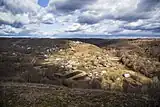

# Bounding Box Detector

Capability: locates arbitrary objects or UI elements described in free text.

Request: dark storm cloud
[77,12,150,25]
[78,15,101,24]
[49,0,97,12]
[137,0,160,12]
[123,25,160,33]
[152,27,160,32]
[0,21,23,28]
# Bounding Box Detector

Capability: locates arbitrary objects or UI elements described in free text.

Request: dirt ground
[0,38,160,106]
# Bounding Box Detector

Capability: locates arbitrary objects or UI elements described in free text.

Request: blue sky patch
[38,0,49,7]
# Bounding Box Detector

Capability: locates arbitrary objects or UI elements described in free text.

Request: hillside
[0,38,160,106]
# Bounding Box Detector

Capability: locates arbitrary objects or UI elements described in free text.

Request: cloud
[0,0,40,14]
[0,12,30,28]
[77,0,149,24]
[65,23,81,32]
[0,0,160,37]
[123,6,160,33]
[77,11,101,24]
[0,0,41,35]
[0,24,23,35]
[48,0,97,13]
[117,29,155,36]
[137,0,160,12]
[41,13,55,24]
[76,0,160,25]
[0,0,40,29]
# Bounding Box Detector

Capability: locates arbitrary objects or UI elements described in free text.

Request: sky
[0,0,160,38]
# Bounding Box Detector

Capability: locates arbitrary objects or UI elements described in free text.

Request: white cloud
[0,24,22,34]
[65,23,81,32]
[118,29,154,36]
[0,0,41,29]
[127,20,144,27]
[0,0,40,14]
[0,11,30,28]
[0,12,14,24]
[41,13,55,24]
[87,0,139,17]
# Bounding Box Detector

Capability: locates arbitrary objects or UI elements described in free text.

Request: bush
[120,53,160,78]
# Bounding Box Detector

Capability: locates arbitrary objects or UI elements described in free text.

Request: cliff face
[0,38,160,106]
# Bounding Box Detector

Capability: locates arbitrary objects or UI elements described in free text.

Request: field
[0,38,160,107]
